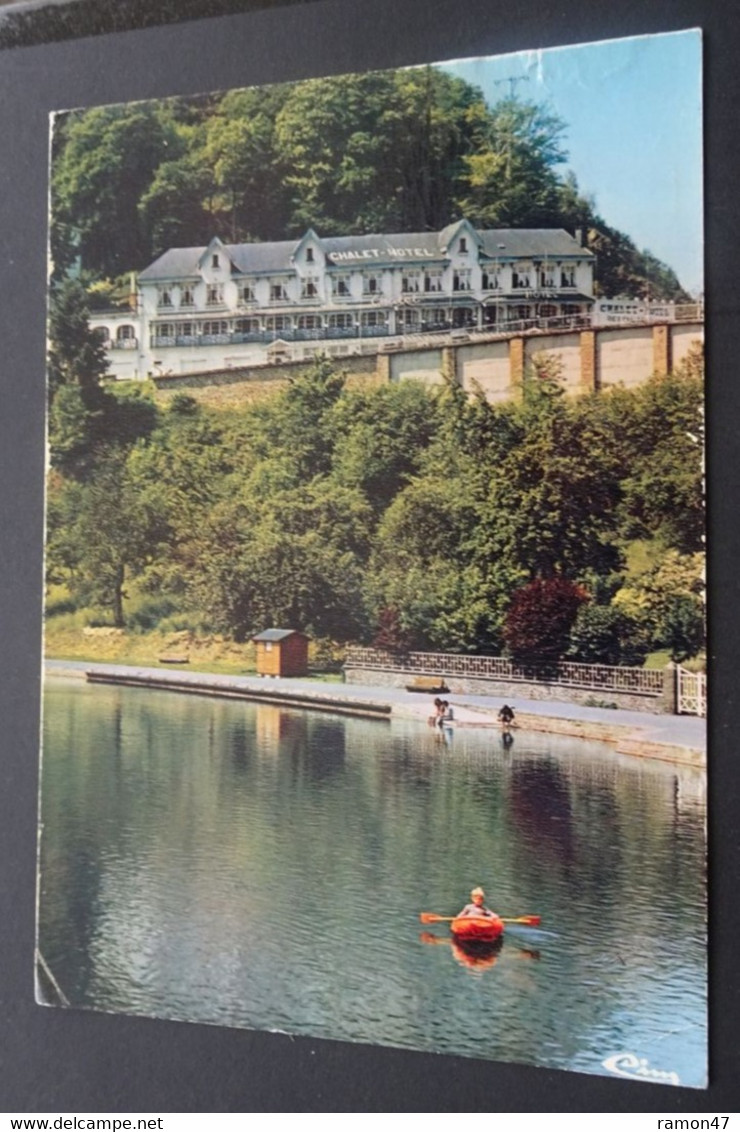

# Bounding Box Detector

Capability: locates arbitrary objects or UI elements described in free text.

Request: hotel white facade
[90,219,595,380]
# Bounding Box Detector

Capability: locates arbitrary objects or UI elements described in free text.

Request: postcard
[38,28,706,1089]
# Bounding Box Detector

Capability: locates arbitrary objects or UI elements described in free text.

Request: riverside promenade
[46,659,706,768]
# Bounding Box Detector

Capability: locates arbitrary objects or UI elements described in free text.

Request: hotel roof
[138,226,592,281]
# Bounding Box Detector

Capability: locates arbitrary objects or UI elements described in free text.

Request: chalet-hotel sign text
[328,247,438,262]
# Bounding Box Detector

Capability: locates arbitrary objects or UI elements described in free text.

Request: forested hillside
[50,67,687,300]
[45,283,704,667]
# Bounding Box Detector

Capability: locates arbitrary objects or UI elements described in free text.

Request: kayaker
[457,886,498,919]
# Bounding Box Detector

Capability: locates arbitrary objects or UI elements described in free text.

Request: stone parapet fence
[344,647,675,715]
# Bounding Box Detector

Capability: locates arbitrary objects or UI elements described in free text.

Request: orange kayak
[450,914,504,943]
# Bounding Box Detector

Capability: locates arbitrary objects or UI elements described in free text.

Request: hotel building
[90,219,595,380]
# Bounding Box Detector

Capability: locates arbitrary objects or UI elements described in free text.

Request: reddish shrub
[504,578,588,663]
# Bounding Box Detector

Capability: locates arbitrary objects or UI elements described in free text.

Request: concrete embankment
[45,660,706,768]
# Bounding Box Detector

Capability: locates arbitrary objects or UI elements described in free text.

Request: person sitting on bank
[429,697,444,726]
[458,886,497,919]
[498,704,515,727]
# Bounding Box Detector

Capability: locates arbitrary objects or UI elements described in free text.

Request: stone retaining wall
[344,666,664,714]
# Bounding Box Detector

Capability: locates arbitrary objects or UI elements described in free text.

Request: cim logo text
[602,1051,681,1087]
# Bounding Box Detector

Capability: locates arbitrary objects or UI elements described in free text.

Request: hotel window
[453,269,471,292]
[328,313,354,329]
[481,270,499,291]
[398,309,420,329]
[235,318,259,333]
[238,282,256,303]
[157,287,173,308]
[306,247,314,263]
[301,276,319,299]
[539,268,556,288]
[424,308,448,326]
[270,281,288,302]
[179,322,194,337]
[117,324,135,340]
[512,270,531,289]
[458,237,468,253]
[424,270,443,293]
[297,315,322,330]
[539,304,558,319]
[206,284,224,306]
[212,254,220,268]
[362,273,382,296]
[154,323,174,339]
[181,285,195,308]
[265,315,290,332]
[560,266,576,287]
[333,277,351,297]
[401,271,421,294]
[202,320,228,336]
[360,310,387,327]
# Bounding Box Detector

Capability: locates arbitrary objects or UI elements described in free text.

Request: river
[38,678,707,1087]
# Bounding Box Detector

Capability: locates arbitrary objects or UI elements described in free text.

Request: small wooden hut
[253,628,310,677]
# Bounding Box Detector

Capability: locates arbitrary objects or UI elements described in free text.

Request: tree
[613,549,705,660]
[47,279,114,476]
[191,480,373,643]
[329,380,441,515]
[47,449,170,626]
[503,577,588,663]
[51,102,184,277]
[479,378,624,582]
[459,97,567,227]
[659,595,705,663]
[567,602,649,667]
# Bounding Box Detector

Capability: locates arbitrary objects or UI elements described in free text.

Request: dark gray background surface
[1,0,736,1113]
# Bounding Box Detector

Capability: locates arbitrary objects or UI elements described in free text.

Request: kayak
[450,914,504,943]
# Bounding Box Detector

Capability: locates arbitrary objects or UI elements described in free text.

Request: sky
[440,30,703,296]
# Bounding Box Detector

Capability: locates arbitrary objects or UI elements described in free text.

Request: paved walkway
[46,658,706,765]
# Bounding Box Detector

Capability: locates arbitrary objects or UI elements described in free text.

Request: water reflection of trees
[39,685,706,1073]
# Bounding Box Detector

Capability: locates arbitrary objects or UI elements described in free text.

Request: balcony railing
[109,337,138,350]
[150,325,394,348]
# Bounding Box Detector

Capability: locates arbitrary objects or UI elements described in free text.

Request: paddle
[420,912,541,927]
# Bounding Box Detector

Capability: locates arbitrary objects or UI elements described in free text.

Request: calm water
[38,679,707,1087]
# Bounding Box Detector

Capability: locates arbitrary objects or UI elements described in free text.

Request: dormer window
[459,237,468,253]
[212,254,220,269]
[306,247,314,263]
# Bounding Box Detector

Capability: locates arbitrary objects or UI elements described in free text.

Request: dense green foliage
[46,283,705,662]
[50,68,687,298]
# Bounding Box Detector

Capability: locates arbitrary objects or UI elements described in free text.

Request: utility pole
[494,75,530,99]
